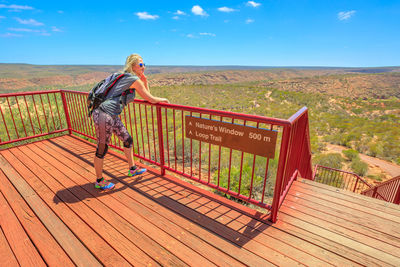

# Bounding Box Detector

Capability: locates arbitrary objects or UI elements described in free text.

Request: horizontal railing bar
[0,90,62,97]
[0,129,68,147]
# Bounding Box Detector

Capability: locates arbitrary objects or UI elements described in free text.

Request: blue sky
[0,0,399,67]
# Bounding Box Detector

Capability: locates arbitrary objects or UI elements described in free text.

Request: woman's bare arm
[130,79,168,104]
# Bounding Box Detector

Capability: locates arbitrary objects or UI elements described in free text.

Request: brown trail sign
[185,116,278,158]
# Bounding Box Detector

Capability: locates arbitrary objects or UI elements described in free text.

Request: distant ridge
[1,63,399,79]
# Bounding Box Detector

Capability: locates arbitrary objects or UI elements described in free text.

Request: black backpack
[87,72,125,117]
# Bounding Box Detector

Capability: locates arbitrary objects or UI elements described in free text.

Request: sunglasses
[138,63,146,67]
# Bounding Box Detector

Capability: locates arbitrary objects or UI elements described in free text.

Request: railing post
[60,90,72,135]
[270,124,291,223]
[156,105,166,176]
[353,177,359,193]
[372,187,378,198]
[394,184,400,205]
[312,164,318,180]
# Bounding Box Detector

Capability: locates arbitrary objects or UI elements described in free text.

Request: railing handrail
[0,90,62,97]
[287,106,308,123]
[59,89,292,127]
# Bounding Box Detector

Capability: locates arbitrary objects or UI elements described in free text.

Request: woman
[93,54,169,190]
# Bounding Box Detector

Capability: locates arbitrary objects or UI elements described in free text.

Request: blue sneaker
[128,167,147,177]
[95,178,115,190]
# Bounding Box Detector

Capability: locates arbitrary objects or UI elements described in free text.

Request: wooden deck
[1,135,400,266]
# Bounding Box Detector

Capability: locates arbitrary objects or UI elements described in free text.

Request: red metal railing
[270,107,313,222]
[1,90,313,222]
[313,164,374,193]
[0,91,68,147]
[361,176,400,204]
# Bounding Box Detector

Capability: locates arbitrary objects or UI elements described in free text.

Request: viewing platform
[2,135,400,266]
[1,90,400,266]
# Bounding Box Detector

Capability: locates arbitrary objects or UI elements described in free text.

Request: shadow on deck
[1,135,400,266]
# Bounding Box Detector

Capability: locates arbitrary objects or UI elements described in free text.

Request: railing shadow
[50,138,272,247]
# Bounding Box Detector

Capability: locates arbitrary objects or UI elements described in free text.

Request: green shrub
[366,174,383,181]
[342,149,359,161]
[213,164,263,199]
[350,159,368,176]
[313,153,344,169]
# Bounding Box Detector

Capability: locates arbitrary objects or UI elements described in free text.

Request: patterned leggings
[92,109,132,155]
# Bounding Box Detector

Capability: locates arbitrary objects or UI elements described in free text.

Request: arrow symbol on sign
[189,130,192,135]
[189,122,192,126]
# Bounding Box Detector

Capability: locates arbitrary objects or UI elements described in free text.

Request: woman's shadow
[53,170,149,204]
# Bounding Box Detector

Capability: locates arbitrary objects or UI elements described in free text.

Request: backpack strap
[103,73,126,98]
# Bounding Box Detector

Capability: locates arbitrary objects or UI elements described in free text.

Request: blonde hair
[123,54,142,74]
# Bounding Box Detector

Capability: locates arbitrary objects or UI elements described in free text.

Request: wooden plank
[0,169,74,266]
[0,149,126,267]
[272,212,393,267]
[0,226,19,267]
[0,191,46,267]
[288,182,400,237]
[10,145,158,267]
[280,200,400,257]
[49,136,277,266]
[284,192,400,248]
[296,178,400,217]
[28,142,200,267]
[42,137,271,266]
[298,178,400,211]
[277,211,400,266]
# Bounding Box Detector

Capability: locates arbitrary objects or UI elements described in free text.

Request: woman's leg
[114,116,146,176]
[114,116,136,168]
[123,146,134,169]
[93,109,113,179]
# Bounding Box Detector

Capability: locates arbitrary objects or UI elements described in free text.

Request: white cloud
[218,7,237,13]
[192,5,208,16]
[246,1,261,8]
[200,32,216,37]
[0,4,34,10]
[174,10,186,15]
[57,10,64,14]
[52,26,62,32]
[186,33,196,38]
[0,32,23,37]
[15,18,44,26]
[246,18,255,24]
[8,27,39,32]
[172,16,179,20]
[338,10,356,21]
[0,15,5,20]
[135,12,159,20]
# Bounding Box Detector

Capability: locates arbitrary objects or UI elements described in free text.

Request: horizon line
[1,63,399,69]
